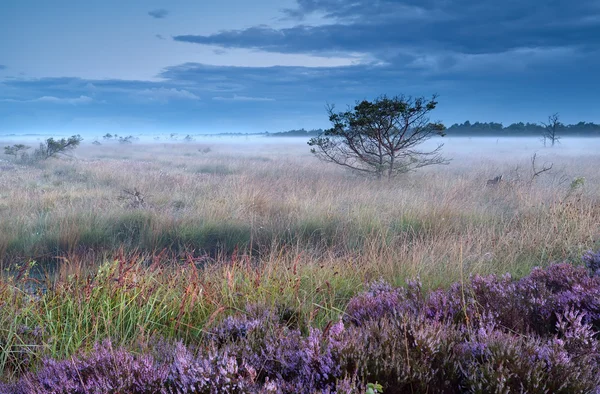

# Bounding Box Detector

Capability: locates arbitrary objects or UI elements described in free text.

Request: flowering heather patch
[3,255,600,393]
[12,340,167,394]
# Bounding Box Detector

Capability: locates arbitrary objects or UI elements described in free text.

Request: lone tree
[541,113,562,147]
[308,95,448,180]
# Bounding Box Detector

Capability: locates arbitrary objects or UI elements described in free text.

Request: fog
[1,133,597,161]
[101,134,599,158]
[421,137,598,158]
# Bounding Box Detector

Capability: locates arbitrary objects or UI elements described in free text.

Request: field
[1,136,599,391]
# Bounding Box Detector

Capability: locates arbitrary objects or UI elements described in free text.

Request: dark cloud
[155,34,165,40]
[148,9,169,19]
[286,0,599,26]
[0,65,6,70]
[175,0,600,59]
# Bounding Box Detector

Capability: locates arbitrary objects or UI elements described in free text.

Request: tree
[3,144,30,159]
[308,95,448,180]
[542,113,562,147]
[118,136,133,144]
[34,135,83,160]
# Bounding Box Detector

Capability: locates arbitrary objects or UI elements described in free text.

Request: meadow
[0,136,599,391]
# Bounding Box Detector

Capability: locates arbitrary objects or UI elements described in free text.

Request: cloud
[174,0,600,70]
[406,46,583,76]
[148,9,169,19]
[213,94,275,102]
[2,95,93,105]
[155,34,165,40]
[135,87,200,103]
[0,65,6,70]
[157,62,459,106]
[282,0,443,23]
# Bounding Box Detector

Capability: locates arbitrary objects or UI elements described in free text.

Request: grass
[0,137,599,380]
[0,250,361,379]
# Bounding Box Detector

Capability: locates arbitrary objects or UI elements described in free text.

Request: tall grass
[1,140,598,273]
[0,138,599,381]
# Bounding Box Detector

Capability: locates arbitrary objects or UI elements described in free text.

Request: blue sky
[1,0,599,135]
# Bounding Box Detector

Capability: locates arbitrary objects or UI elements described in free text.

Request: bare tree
[308,95,448,180]
[541,113,562,147]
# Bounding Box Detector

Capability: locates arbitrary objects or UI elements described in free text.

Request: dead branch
[531,153,553,181]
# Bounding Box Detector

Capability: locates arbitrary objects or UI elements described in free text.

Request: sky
[0,0,599,135]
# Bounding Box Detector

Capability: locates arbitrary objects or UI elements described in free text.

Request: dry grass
[0,138,598,286]
[0,136,599,380]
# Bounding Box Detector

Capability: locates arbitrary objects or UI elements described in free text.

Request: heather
[2,259,600,392]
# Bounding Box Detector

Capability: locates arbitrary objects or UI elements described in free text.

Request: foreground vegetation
[0,138,599,390]
[2,257,600,392]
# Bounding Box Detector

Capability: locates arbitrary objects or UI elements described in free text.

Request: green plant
[570,176,585,191]
[366,382,384,393]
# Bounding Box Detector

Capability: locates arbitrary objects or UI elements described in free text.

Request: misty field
[1,136,599,391]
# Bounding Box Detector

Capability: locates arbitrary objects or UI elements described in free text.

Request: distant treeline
[446,121,600,136]
[268,122,600,137]
[267,129,323,137]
